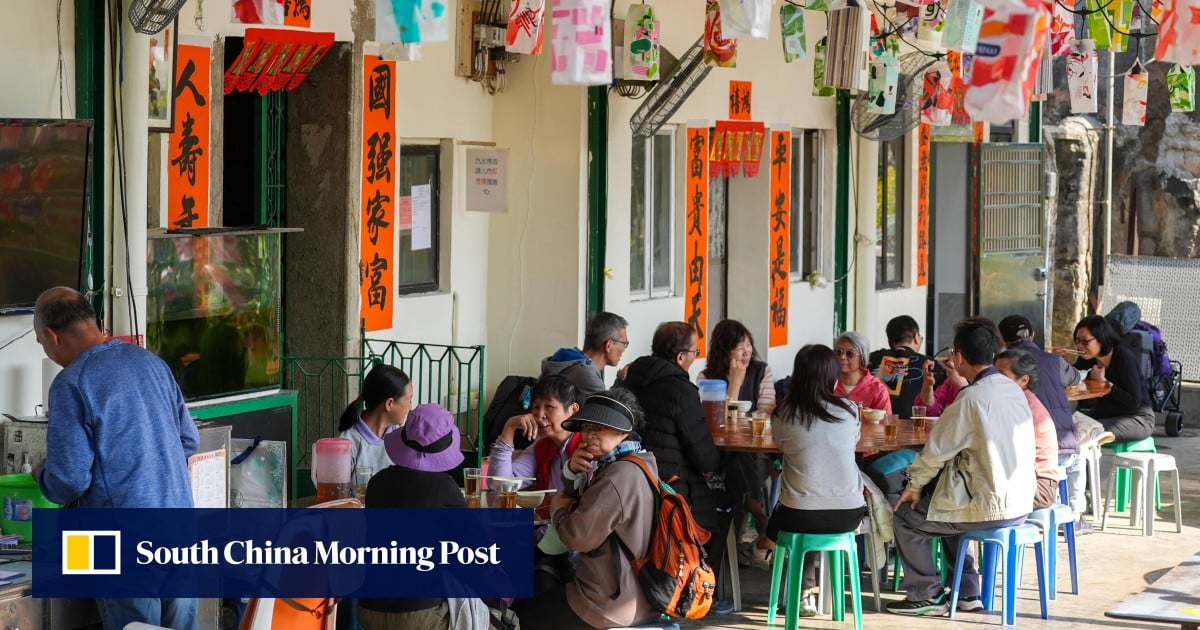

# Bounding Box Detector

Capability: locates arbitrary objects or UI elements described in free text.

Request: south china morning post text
[33,508,534,599]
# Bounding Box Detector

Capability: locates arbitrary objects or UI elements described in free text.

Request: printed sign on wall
[768,127,790,347]
[359,54,397,332]
[466,148,509,213]
[728,80,752,120]
[685,123,709,357]
[167,39,212,229]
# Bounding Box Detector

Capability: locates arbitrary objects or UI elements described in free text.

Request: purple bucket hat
[384,404,464,472]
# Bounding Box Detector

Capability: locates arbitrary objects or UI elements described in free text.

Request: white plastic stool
[1081,441,1103,516]
[1100,452,1183,536]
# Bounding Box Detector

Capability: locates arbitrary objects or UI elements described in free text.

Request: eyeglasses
[1074,336,1096,346]
[834,349,858,358]
[609,338,630,347]
[683,348,701,356]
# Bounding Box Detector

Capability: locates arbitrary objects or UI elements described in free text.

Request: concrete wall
[0,1,77,416]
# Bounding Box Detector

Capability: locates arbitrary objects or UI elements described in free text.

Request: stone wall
[1044,117,1100,345]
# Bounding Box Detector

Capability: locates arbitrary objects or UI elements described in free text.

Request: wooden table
[711,420,928,454]
[1106,552,1200,629]
[1066,380,1112,402]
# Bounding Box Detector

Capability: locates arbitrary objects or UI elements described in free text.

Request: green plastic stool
[892,537,947,592]
[1103,436,1160,512]
[767,530,863,630]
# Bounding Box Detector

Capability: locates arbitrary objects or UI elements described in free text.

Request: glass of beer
[494,480,519,508]
[751,412,768,439]
[885,420,899,443]
[463,468,482,508]
[911,405,927,432]
[354,467,373,500]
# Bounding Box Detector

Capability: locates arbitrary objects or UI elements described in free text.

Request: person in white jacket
[887,317,1036,617]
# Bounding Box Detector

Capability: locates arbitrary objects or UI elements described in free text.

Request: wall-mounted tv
[0,119,92,312]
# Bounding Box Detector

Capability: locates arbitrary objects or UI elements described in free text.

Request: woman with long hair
[702,319,776,413]
[337,364,413,475]
[1071,315,1155,442]
[768,344,866,617]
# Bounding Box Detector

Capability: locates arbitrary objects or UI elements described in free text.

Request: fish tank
[147,231,282,401]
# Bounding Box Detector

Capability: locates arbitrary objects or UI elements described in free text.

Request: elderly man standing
[33,287,199,630]
[887,318,1035,616]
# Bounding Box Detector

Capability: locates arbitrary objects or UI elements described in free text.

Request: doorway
[928,142,972,353]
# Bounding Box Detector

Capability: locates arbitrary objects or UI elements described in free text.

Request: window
[397,145,439,294]
[789,130,823,279]
[876,137,906,288]
[630,129,675,299]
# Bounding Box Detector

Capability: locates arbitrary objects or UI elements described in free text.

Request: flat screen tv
[0,119,92,312]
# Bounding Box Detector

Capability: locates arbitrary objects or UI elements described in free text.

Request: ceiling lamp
[224,29,335,95]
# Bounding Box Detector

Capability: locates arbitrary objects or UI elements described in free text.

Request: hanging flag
[946,51,973,125]
[506,0,547,54]
[942,0,985,52]
[767,127,790,348]
[781,3,807,62]
[1066,39,1099,113]
[704,0,738,67]
[719,0,773,39]
[918,0,947,46]
[359,52,398,332]
[1049,0,1075,55]
[921,59,954,125]
[1122,62,1149,125]
[623,4,661,80]
[1106,0,1133,51]
[963,0,1049,124]
[377,0,450,44]
[550,0,612,85]
[867,52,900,114]
[1087,0,1112,49]
[684,123,709,357]
[1168,63,1196,112]
[1154,0,1200,65]
[167,38,212,229]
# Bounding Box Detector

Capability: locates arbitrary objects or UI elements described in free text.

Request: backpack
[1133,321,1172,377]
[609,455,716,620]
[482,375,537,452]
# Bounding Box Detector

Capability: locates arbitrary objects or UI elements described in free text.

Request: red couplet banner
[684,125,709,357]
[768,129,791,347]
[359,56,397,332]
[167,43,211,229]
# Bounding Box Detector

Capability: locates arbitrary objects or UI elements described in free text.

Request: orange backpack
[610,455,716,620]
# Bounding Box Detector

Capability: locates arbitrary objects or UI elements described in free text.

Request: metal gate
[1103,255,1200,381]
[977,144,1049,341]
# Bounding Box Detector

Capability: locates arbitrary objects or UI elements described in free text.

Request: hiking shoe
[957,595,984,612]
[708,599,735,616]
[886,593,949,616]
[1074,518,1094,536]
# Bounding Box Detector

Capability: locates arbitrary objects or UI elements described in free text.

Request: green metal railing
[282,341,487,470]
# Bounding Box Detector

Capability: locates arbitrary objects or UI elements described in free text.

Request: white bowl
[861,408,887,423]
[728,400,753,414]
[516,491,544,508]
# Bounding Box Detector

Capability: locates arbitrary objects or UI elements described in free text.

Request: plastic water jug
[311,438,353,502]
[699,379,728,432]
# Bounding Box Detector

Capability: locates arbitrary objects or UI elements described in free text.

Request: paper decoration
[729,80,753,120]
[719,0,773,39]
[781,3,807,62]
[507,0,547,54]
[1087,0,1111,49]
[964,0,1049,124]
[813,37,836,96]
[168,39,212,229]
[1049,0,1075,55]
[684,124,709,358]
[550,0,612,85]
[704,0,738,67]
[1032,30,1052,98]
[946,51,973,125]
[824,3,871,90]
[1155,0,1200,65]
[867,52,900,114]
[918,0,947,46]
[231,0,284,24]
[810,0,830,10]
[466,148,509,212]
[224,29,334,95]
[377,0,450,44]
[1066,40,1098,113]
[942,0,985,52]
[711,121,765,177]
[623,4,661,80]
[1107,0,1133,52]
[1168,63,1196,112]
[768,128,791,348]
[359,54,397,332]
[921,59,955,125]
[1122,62,1149,126]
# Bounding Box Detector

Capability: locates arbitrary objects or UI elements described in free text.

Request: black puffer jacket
[619,354,722,530]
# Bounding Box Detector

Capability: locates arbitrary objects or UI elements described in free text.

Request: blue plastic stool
[767,530,863,630]
[949,524,1048,626]
[1027,504,1079,599]
[1103,436,1160,513]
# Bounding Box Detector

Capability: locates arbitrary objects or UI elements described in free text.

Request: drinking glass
[751,414,768,439]
[354,467,373,500]
[463,468,482,508]
[911,405,927,421]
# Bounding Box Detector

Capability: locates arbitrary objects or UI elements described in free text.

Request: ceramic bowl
[861,408,887,423]
[516,491,544,509]
[728,400,753,414]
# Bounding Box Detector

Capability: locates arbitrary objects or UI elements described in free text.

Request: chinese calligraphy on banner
[685,123,709,357]
[728,80,752,120]
[550,0,612,85]
[768,128,790,347]
[916,124,930,286]
[466,148,509,213]
[359,54,397,332]
[167,39,212,229]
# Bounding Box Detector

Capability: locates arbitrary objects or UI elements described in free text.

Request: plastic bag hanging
[1066,39,1099,113]
[506,0,547,54]
[867,52,900,114]
[921,59,955,125]
[549,0,612,85]
[1122,61,1149,125]
[1168,63,1196,112]
[623,4,661,80]
[918,0,948,46]
[1049,0,1075,55]
[1154,0,1200,65]
[719,0,773,39]
[942,0,986,53]
[781,3,808,62]
[964,0,1050,123]
[704,0,738,67]
[813,37,837,96]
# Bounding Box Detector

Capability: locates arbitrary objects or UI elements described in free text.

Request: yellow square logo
[61,531,121,575]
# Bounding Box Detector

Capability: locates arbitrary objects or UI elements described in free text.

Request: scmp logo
[62,531,121,575]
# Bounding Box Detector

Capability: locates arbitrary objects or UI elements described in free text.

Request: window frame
[876,137,906,289]
[789,129,824,281]
[629,128,677,301]
[396,143,441,295]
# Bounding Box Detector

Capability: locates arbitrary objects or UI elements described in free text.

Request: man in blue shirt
[33,287,199,630]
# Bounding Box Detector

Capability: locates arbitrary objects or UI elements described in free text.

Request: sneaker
[886,593,950,616]
[708,599,735,616]
[957,595,985,612]
[798,593,819,617]
[1074,518,1094,536]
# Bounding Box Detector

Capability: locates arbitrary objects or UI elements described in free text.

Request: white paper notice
[466,148,509,213]
[411,184,432,251]
[189,448,228,509]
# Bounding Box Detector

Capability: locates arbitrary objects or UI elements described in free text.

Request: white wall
[0,1,77,416]
[177,0,354,40]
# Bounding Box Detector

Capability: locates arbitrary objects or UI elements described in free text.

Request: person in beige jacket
[887,318,1036,617]
[512,390,660,629]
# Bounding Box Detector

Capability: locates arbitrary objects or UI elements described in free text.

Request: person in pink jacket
[918,350,967,416]
[833,331,893,414]
[996,348,1061,510]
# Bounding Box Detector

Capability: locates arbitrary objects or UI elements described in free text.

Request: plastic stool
[1101,452,1183,536]
[1081,442,1103,516]
[1103,436,1159,513]
[1027,504,1079,599]
[767,530,863,630]
[855,518,882,612]
[949,524,1048,626]
[892,537,947,592]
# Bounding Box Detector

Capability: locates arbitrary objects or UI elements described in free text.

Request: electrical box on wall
[456,0,530,93]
